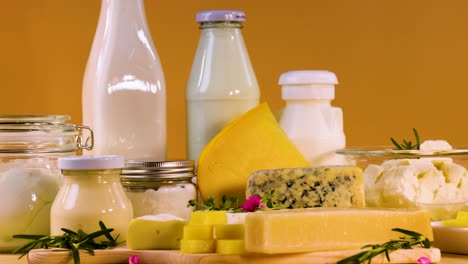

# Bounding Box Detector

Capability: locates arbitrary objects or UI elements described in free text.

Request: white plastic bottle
[82,0,166,161]
[186,10,260,163]
[279,70,347,166]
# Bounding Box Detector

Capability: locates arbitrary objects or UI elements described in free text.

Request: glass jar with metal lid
[121,160,197,220]
[0,115,93,252]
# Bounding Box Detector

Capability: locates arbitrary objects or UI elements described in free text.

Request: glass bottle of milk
[82,0,166,161]
[186,10,260,163]
[279,70,347,166]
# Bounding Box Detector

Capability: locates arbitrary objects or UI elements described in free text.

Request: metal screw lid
[121,160,195,180]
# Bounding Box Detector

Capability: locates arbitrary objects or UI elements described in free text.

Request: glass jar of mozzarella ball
[0,115,93,253]
[121,160,197,220]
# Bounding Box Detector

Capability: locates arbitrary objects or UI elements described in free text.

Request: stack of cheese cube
[181,210,245,254]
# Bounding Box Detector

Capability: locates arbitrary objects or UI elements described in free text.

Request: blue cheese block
[246,166,365,208]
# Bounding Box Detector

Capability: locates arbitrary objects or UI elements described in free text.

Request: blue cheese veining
[246,166,365,208]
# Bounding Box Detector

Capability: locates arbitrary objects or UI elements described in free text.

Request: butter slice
[127,214,186,250]
[245,208,433,254]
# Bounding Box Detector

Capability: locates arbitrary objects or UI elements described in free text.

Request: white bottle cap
[279,70,338,100]
[58,155,125,170]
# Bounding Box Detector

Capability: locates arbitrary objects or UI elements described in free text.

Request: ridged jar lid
[196,10,246,23]
[121,160,195,180]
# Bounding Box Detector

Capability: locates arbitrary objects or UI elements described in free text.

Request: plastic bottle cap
[58,155,125,170]
[279,70,338,100]
[196,10,246,23]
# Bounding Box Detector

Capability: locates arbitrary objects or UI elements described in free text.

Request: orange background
[1,0,468,159]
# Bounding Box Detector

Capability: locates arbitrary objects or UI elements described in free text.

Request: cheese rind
[246,166,365,209]
[244,208,433,254]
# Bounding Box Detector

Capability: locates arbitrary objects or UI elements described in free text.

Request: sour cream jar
[51,155,133,242]
[121,160,197,220]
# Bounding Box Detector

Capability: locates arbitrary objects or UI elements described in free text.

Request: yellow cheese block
[216,239,246,254]
[443,211,468,227]
[180,239,216,253]
[197,103,309,204]
[126,214,186,250]
[245,208,433,254]
[190,211,227,225]
[215,224,244,239]
[183,224,214,240]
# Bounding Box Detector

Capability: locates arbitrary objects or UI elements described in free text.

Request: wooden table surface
[0,252,467,264]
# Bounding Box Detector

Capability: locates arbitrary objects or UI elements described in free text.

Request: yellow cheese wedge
[183,224,213,240]
[245,208,433,254]
[197,103,309,204]
[126,214,186,250]
[190,211,227,225]
[180,239,216,253]
[216,239,246,254]
[215,224,244,239]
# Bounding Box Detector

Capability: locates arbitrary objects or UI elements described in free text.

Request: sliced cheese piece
[183,224,213,240]
[215,224,244,239]
[197,103,309,204]
[180,239,216,253]
[245,208,433,254]
[216,239,246,254]
[246,165,365,208]
[127,214,186,250]
[190,211,227,225]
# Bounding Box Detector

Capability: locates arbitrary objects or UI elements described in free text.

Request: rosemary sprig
[336,228,431,264]
[390,128,421,150]
[12,221,121,264]
[187,195,240,212]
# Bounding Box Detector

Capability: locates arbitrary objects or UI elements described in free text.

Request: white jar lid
[58,155,125,170]
[279,70,338,100]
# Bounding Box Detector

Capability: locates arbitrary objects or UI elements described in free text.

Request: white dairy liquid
[85,88,166,160]
[186,21,260,163]
[82,0,166,161]
[186,99,258,162]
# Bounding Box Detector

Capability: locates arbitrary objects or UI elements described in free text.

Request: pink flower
[129,255,140,264]
[241,195,263,212]
[418,256,431,264]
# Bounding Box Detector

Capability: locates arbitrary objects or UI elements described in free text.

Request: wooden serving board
[27,247,441,264]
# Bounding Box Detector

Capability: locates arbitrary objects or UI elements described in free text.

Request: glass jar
[121,160,197,220]
[51,156,133,242]
[0,115,93,253]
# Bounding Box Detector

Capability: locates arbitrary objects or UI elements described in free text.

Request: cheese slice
[245,208,433,254]
[197,103,309,204]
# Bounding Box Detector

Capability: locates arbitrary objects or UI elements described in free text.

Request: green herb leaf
[390,128,421,150]
[336,228,431,264]
[187,195,241,212]
[12,221,121,264]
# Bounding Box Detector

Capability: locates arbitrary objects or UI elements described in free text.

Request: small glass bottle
[186,10,260,164]
[279,70,347,166]
[50,156,133,242]
[121,160,197,220]
[82,0,166,161]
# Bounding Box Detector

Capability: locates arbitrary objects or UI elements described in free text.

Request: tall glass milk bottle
[82,0,166,161]
[186,10,260,163]
[279,70,347,166]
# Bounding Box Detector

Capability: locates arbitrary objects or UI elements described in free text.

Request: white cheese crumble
[365,140,468,220]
